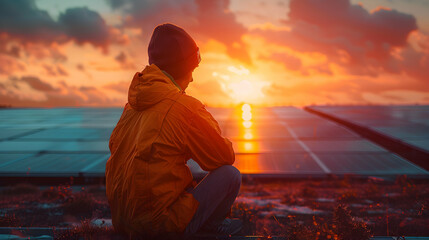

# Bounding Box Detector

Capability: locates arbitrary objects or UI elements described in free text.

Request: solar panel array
[0,106,427,179]
[0,108,118,178]
[307,105,429,153]
[215,107,426,176]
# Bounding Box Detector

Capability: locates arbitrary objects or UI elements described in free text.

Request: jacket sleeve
[184,105,235,171]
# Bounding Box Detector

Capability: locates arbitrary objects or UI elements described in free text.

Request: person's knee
[216,165,241,186]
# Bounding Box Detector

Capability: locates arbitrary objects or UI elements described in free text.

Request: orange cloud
[43,64,69,77]
[104,80,129,94]
[0,55,25,75]
[115,51,137,70]
[192,0,250,64]
[261,52,302,71]
[109,0,250,64]
[1,0,428,107]
[16,76,57,92]
[253,0,429,83]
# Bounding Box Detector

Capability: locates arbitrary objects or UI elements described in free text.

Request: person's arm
[185,106,235,171]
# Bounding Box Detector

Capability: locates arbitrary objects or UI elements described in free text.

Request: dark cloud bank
[0,0,120,50]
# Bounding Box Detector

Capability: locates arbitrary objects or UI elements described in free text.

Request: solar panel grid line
[12,139,108,142]
[15,127,114,141]
[0,154,108,175]
[314,118,362,139]
[80,154,109,172]
[0,140,110,153]
[2,128,47,141]
[0,153,36,168]
[387,153,428,171]
[277,121,332,174]
[305,106,429,171]
[269,152,281,172]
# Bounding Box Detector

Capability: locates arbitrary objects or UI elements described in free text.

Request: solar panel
[0,106,427,178]
[308,106,429,152]
[19,128,114,140]
[0,153,35,168]
[0,153,108,177]
[235,153,325,174]
[0,129,38,140]
[317,153,426,174]
[0,140,109,152]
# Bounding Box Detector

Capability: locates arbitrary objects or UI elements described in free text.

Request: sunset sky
[0,0,428,107]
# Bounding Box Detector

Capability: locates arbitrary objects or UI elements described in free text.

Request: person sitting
[105,23,242,239]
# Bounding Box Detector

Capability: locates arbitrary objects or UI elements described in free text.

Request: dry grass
[0,176,428,239]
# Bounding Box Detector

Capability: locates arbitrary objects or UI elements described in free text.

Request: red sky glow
[0,0,428,107]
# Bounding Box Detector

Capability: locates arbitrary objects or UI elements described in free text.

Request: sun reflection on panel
[233,141,260,153]
[244,132,253,140]
[242,111,252,121]
[242,121,252,128]
[241,103,251,112]
[244,142,256,152]
[234,103,262,173]
[235,155,259,173]
[241,104,254,140]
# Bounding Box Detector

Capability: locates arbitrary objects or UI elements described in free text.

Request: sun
[211,65,269,104]
[228,80,266,104]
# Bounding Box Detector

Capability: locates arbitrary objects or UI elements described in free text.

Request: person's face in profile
[177,70,194,91]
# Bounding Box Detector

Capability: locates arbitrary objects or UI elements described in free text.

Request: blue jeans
[184,165,241,237]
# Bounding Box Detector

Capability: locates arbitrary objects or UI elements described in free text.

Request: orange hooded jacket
[105,64,235,237]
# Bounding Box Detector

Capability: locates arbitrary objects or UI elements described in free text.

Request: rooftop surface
[0,106,427,181]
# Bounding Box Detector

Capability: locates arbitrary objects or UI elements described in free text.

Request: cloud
[43,64,57,77]
[106,0,127,9]
[21,43,68,61]
[187,78,232,106]
[104,80,129,94]
[75,63,93,79]
[0,55,26,75]
[0,0,62,43]
[115,51,126,63]
[190,79,228,97]
[0,1,126,51]
[0,45,22,58]
[287,0,417,53]
[59,7,110,48]
[108,0,250,63]
[110,0,196,28]
[43,64,69,77]
[1,76,123,107]
[192,0,250,64]
[14,76,57,92]
[114,51,136,69]
[262,73,429,106]
[56,64,69,76]
[399,47,429,82]
[263,52,302,71]
[76,64,86,72]
[253,0,429,83]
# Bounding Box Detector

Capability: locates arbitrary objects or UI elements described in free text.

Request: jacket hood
[128,64,181,111]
